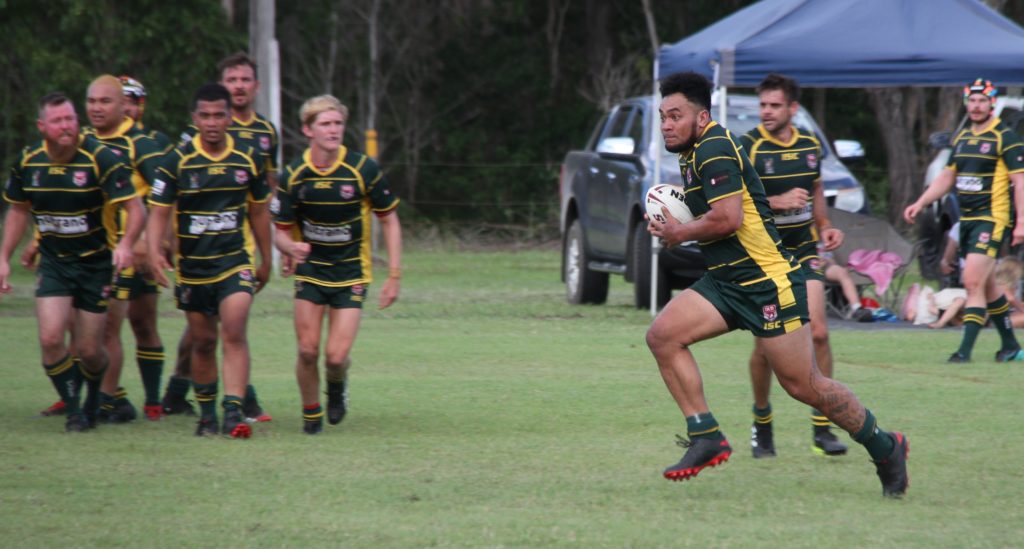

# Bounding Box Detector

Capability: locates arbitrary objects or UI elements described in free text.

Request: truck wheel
[564,220,609,304]
[632,222,670,309]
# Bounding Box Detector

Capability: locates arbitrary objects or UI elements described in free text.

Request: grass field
[1,243,1022,547]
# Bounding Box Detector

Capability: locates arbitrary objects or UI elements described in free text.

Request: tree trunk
[868,88,921,228]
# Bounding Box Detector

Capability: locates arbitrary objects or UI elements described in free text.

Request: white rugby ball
[645,184,694,224]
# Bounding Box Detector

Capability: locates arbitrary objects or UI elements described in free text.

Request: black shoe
[303,418,323,435]
[995,347,1024,362]
[947,352,970,363]
[874,432,910,498]
[65,412,90,433]
[222,409,252,438]
[751,422,776,458]
[195,417,219,437]
[242,398,272,423]
[812,429,849,456]
[83,409,98,430]
[102,399,138,424]
[663,435,732,481]
[162,392,196,416]
[326,382,348,425]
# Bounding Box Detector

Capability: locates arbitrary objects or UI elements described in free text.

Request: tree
[0,0,245,173]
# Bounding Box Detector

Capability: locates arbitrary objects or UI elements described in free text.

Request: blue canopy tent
[657,0,1024,87]
[646,0,1024,313]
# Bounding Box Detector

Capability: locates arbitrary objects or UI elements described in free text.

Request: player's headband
[963,78,996,104]
[119,76,146,104]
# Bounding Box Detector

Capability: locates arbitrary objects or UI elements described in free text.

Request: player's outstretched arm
[248,200,273,293]
[273,226,310,264]
[145,204,173,288]
[0,202,30,295]
[812,178,843,251]
[1011,172,1024,246]
[904,167,955,224]
[112,196,146,272]
[377,210,403,309]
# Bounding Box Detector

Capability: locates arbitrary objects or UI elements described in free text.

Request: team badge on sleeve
[762,304,778,321]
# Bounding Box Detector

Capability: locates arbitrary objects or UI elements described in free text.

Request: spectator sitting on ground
[994,257,1024,328]
[902,284,967,328]
[821,251,872,321]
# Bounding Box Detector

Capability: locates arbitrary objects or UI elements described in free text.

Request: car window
[605,106,635,139]
[626,109,645,154]
[586,113,609,150]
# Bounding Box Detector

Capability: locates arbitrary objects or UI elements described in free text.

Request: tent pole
[650,68,662,317]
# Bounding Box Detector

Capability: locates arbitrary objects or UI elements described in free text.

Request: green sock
[222,394,243,413]
[167,376,191,398]
[987,297,1019,351]
[193,382,219,420]
[99,392,116,413]
[79,361,104,417]
[114,386,130,404]
[852,409,895,461]
[44,354,81,414]
[303,403,324,423]
[752,404,772,425]
[136,346,165,406]
[244,384,258,405]
[957,308,987,358]
[811,408,830,434]
[687,412,725,441]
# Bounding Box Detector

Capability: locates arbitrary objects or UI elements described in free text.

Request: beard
[664,120,700,153]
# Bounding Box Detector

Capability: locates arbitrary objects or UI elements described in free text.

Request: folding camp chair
[825,207,922,315]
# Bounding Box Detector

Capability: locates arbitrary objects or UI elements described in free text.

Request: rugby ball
[645,184,694,224]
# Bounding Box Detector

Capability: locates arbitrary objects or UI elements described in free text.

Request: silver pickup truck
[559,94,867,309]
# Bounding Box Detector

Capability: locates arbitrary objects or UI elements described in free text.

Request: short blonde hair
[995,257,1024,289]
[299,94,348,128]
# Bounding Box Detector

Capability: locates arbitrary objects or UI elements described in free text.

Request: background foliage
[2,0,1023,232]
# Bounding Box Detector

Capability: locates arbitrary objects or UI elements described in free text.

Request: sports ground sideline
[0,244,1021,547]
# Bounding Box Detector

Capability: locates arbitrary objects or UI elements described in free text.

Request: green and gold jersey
[948,116,1024,225]
[740,124,822,261]
[85,117,172,237]
[678,121,799,285]
[149,134,270,284]
[273,146,399,287]
[182,112,279,174]
[4,135,136,262]
[135,121,174,154]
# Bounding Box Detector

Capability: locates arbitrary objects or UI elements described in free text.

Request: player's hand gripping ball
[645,184,694,224]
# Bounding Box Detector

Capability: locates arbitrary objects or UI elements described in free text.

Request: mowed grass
[1,242,1022,547]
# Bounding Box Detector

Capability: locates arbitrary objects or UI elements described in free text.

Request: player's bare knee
[298,345,319,367]
[129,317,159,344]
[646,324,691,355]
[191,334,217,357]
[776,373,815,404]
[811,325,829,347]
